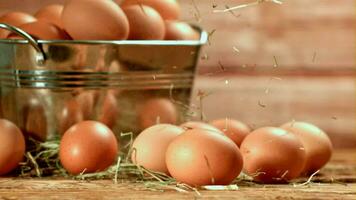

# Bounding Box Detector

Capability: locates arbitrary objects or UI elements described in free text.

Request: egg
[8,21,70,40]
[98,91,119,129]
[164,21,200,40]
[131,124,184,174]
[166,128,243,186]
[137,98,177,129]
[210,118,251,147]
[0,119,25,175]
[180,121,222,133]
[281,121,333,175]
[120,0,180,20]
[123,5,165,40]
[0,11,37,38]
[62,0,129,40]
[22,98,47,141]
[58,99,83,135]
[59,121,118,175]
[240,127,306,183]
[35,4,64,28]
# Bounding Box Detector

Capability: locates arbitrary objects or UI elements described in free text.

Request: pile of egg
[0,0,199,41]
[0,116,332,186]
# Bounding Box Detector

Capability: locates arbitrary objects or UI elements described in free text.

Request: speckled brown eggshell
[59,121,118,175]
[131,124,184,174]
[166,128,243,186]
[62,0,129,40]
[240,127,307,183]
[210,118,251,147]
[0,119,25,175]
[0,11,36,38]
[8,21,70,40]
[120,0,180,20]
[164,21,200,40]
[281,121,333,175]
[137,98,177,130]
[35,4,64,28]
[123,5,165,40]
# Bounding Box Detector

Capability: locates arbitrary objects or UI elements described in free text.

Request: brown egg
[164,21,200,40]
[62,0,129,40]
[120,0,180,20]
[137,98,177,129]
[123,5,165,40]
[180,121,222,133]
[240,127,306,183]
[281,121,333,175]
[58,99,83,135]
[0,11,36,38]
[22,98,47,141]
[131,124,184,174]
[8,21,70,40]
[0,119,25,175]
[59,121,118,175]
[166,128,243,186]
[35,4,64,28]
[210,118,251,147]
[98,91,119,129]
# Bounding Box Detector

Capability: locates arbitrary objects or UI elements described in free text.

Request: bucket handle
[0,23,46,65]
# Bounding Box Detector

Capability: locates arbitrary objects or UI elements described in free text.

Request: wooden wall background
[1,0,355,148]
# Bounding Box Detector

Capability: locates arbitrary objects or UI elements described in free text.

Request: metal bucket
[0,23,207,142]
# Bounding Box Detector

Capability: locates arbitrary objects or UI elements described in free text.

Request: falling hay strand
[312,51,317,63]
[169,84,197,118]
[218,60,226,71]
[207,29,216,45]
[224,5,241,18]
[233,46,240,53]
[214,0,283,13]
[273,55,279,68]
[258,100,267,108]
[264,76,282,94]
[197,90,213,121]
[191,0,202,22]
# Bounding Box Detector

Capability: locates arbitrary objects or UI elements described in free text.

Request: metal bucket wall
[0,23,207,143]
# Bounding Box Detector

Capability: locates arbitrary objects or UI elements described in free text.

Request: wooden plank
[0,149,355,200]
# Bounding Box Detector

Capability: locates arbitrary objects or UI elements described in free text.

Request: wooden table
[0,149,355,200]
